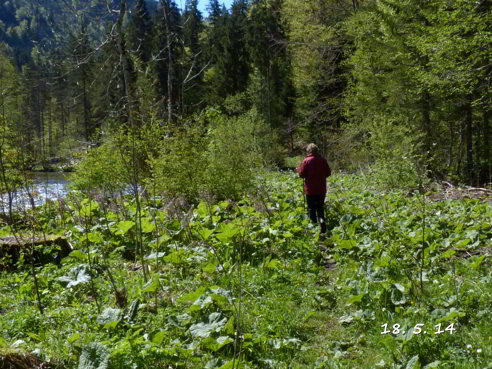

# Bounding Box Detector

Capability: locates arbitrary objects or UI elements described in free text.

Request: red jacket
[297,153,331,195]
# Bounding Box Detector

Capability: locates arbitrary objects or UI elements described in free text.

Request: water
[0,172,71,212]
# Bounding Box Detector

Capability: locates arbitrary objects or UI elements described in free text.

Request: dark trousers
[306,194,326,233]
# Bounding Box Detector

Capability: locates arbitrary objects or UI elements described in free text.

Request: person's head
[306,143,319,155]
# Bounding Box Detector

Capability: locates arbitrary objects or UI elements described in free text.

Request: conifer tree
[154,0,182,121]
[128,0,153,64]
[182,0,205,113]
[248,0,295,127]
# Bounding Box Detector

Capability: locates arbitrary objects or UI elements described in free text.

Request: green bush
[70,140,127,194]
[203,108,280,200]
[369,116,425,190]
[150,108,281,202]
[149,119,209,202]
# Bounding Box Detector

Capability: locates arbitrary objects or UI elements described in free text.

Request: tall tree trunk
[422,89,431,155]
[448,119,454,171]
[83,71,90,140]
[465,97,473,185]
[48,97,53,157]
[117,0,148,282]
[484,110,490,184]
[59,101,65,137]
[40,109,45,158]
[163,1,173,123]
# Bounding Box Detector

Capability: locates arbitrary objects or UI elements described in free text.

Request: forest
[0,0,491,369]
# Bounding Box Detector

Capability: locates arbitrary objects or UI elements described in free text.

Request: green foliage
[0,171,491,369]
[366,116,424,190]
[149,118,208,202]
[203,108,279,199]
[78,342,109,369]
[150,108,280,202]
[69,140,126,194]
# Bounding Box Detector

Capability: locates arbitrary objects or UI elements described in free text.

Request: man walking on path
[297,144,331,235]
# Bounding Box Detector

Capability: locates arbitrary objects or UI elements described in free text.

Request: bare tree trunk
[465,97,473,185]
[83,72,90,140]
[448,120,454,171]
[59,101,66,137]
[422,90,431,155]
[48,97,53,157]
[163,0,173,123]
[484,110,490,184]
[117,0,148,282]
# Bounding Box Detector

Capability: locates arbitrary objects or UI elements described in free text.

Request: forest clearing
[0,0,491,368]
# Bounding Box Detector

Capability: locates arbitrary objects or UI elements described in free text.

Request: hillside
[0,0,157,66]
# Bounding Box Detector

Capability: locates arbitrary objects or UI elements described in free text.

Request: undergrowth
[0,172,491,369]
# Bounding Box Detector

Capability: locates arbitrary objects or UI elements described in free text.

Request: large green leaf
[141,217,156,233]
[189,312,227,338]
[215,222,240,243]
[79,200,100,218]
[78,342,108,369]
[197,227,215,241]
[96,308,122,328]
[405,355,420,369]
[115,220,135,235]
[58,265,91,288]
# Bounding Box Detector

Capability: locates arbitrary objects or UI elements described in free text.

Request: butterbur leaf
[346,293,365,305]
[87,232,103,243]
[202,261,218,274]
[178,287,207,304]
[58,265,91,288]
[196,202,209,217]
[405,355,420,369]
[189,312,227,338]
[197,227,214,241]
[441,250,455,258]
[394,283,405,293]
[391,286,406,305]
[142,277,159,293]
[141,217,156,233]
[205,358,224,369]
[216,223,240,243]
[145,252,166,260]
[68,333,81,344]
[339,315,354,324]
[218,361,234,369]
[97,308,122,326]
[423,361,441,369]
[115,220,135,235]
[189,295,213,312]
[152,330,167,345]
[437,308,465,323]
[78,342,108,369]
[69,250,87,262]
[201,336,233,352]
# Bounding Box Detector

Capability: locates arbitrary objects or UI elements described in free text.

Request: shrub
[70,140,127,194]
[203,108,280,200]
[149,119,209,203]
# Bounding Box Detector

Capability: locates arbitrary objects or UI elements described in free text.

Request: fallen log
[0,235,72,269]
[0,349,62,369]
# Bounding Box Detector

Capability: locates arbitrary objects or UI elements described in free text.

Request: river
[0,172,71,213]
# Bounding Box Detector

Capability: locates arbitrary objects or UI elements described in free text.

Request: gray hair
[306,143,319,154]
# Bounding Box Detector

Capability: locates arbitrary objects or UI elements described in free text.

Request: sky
[175,0,234,17]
